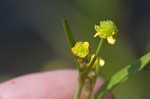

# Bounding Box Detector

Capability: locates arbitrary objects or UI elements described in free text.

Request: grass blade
[94,52,150,99]
[63,16,76,48]
[62,17,82,70]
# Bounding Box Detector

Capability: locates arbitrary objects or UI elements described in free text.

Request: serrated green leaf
[63,16,76,48]
[94,52,150,99]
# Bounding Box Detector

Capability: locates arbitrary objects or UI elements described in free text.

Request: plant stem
[83,39,104,99]
[85,90,92,99]
[75,39,104,99]
[84,76,96,99]
[95,39,104,56]
[75,75,84,99]
[75,82,83,99]
[89,38,104,68]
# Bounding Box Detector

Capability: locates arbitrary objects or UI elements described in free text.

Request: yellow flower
[87,54,105,68]
[107,36,116,45]
[72,42,89,58]
[99,58,105,67]
[94,20,118,45]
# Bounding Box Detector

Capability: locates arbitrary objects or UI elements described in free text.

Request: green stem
[89,38,104,67]
[75,39,104,99]
[75,74,84,99]
[75,84,82,99]
[85,77,96,99]
[85,90,92,99]
[95,39,104,56]
[83,39,104,99]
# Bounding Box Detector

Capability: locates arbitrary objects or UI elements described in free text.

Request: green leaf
[62,17,82,70]
[94,52,150,99]
[63,16,76,48]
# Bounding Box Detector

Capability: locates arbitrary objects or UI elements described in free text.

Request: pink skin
[0,70,114,99]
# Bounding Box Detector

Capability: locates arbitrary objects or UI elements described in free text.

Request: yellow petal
[107,36,116,45]
[95,25,99,31]
[83,42,89,48]
[94,33,99,38]
[112,31,116,35]
[99,58,105,67]
[86,54,96,67]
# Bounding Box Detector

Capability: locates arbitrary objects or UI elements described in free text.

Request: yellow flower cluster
[71,20,118,68]
[94,20,118,45]
[71,42,105,68]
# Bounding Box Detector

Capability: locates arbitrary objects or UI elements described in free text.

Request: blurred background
[0,0,150,99]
